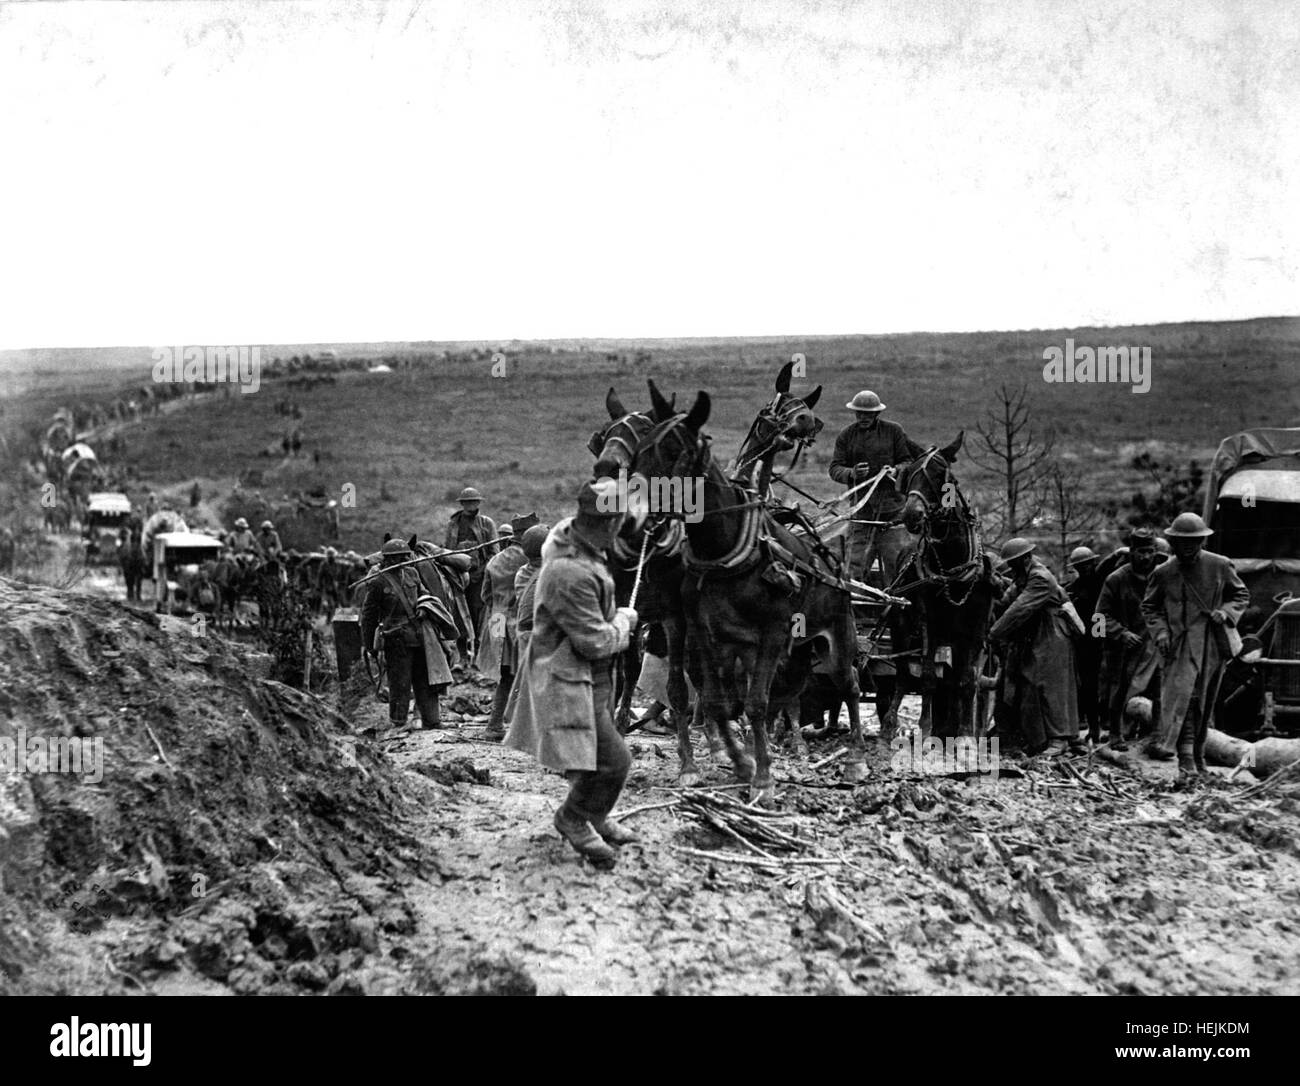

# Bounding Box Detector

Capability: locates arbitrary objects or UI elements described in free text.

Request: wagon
[151,531,224,614]
[82,492,131,564]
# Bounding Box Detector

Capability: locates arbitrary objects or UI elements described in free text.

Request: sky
[0,0,1296,348]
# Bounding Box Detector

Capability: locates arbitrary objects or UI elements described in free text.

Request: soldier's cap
[458,486,483,503]
[1165,512,1213,538]
[845,390,886,413]
[381,538,412,557]
[1127,526,1157,548]
[520,524,550,561]
[576,477,623,520]
[511,511,540,536]
[998,537,1035,564]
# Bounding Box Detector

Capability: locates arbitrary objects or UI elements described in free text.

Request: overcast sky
[0,0,1295,348]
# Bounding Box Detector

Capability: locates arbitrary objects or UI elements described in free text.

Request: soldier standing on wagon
[444,486,496,639]
[505,482,639,870]
[1141,513,1250,773]
[828,390,926,587]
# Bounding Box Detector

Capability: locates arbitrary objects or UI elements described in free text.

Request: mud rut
[373,684,1300,996]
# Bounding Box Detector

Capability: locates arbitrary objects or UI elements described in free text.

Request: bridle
[732,392,823,481]
[588,411,654,466]
[899,448,986,605]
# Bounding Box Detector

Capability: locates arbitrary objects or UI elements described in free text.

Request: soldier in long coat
[479,525,528,739]
[989,538,1082,757]
[362,538,455,731]
[1141,513,1250,772]
[1094,529,1163,750]
[500,525,549,735]
[1066,546,1106,741]
[505,483,638,870]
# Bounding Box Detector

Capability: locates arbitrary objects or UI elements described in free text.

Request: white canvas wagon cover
[1204,428,1300,521]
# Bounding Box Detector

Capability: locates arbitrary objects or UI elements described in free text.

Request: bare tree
[1042,462,1103,566]
[969,383,1055,536]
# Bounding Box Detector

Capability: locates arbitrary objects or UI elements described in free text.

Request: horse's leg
[702,641,754,782]
[835,607,868,783]
[615,634,640,735]
[665,616,702,786]
[745,636,786,804]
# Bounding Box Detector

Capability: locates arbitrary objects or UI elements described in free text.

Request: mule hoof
[842,759,869,784]
[748,780,777,806]
[677,769,702,789]
[732,755,756,781]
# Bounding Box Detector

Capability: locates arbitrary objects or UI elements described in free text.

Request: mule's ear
[408,534,418,553]
[775,360,793,394]
[648,379,674,421]
[606,387,627,420]
[802,385,822,410]
[684,390,711,432]
[940,430,965,462]
[382,532,392,543]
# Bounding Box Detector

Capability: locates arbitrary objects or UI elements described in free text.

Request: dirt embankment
[0,577,517,995]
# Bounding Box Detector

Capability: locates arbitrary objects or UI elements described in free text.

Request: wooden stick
[809,747,847,772]
[616,798,682,820]
[143,722,173,770]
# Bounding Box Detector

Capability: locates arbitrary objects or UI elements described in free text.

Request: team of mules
[590,366,998,802]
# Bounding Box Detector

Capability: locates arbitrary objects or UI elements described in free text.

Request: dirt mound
[0,576,438,994]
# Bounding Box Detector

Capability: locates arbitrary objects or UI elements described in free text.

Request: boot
[593,817,639,847]
[1041,738,1070,759]
[1177,753,1197,775]
[1146,742,1175,761]
[553,809,617,870]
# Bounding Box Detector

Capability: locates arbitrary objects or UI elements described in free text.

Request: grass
[3,318,1298,569]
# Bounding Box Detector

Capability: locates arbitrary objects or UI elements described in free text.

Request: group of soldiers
[825,388,1251,775]
[360,480,638,869]
[995,515,1250,773]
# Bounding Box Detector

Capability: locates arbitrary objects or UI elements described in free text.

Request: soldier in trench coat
[504,482,638,869]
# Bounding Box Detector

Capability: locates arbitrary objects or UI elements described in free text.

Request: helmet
[497,523,515,538]
[577,478,623,520]
[1154,537,1173,556]
[1067,546,1098,568]
[999,537,1036,563]
[1165,512,1212,538]
[845,390,887,413]
[261,520,274,530]
[520,524,550,561]
[234,517,249,529]
[458,487,483,503]
[381,538,411,557]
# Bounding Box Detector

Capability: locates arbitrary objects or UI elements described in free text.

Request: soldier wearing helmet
[1140,512,1250,773]
[505,481,639,870]
[828,389,926,586]
[478,519,531,740]
[443,485,497,639]
[989,538,1083,757]
[1095,528,1163,750]
[227,517,258,557]
[499,523,553,734]
[257,519,283,558]
[361,536,454,732]
[1065,545,1105,741]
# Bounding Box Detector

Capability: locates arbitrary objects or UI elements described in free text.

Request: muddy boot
[1041,738,1070,759]
[553,808,617,870]
[1146,742,1175,761]
[594,817,639,847]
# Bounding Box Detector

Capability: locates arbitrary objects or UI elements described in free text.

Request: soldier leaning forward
[361,538,461,731]
[505,482,639,870]
[1094,528,1162,750]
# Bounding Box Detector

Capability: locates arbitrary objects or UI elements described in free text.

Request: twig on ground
[143,722,173,770]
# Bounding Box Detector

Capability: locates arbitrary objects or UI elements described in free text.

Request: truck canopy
[87,492,132,515]
[1205,428,1300,571]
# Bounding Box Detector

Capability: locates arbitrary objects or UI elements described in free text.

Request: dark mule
[635,384,867,802]
[589,387,713,783]
[118,523,148,602]
[881,433,999,739]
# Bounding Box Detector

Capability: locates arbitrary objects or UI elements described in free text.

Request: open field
[5,319,1299,565]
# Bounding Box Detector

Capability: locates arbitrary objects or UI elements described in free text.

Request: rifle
[347,538,501,591]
